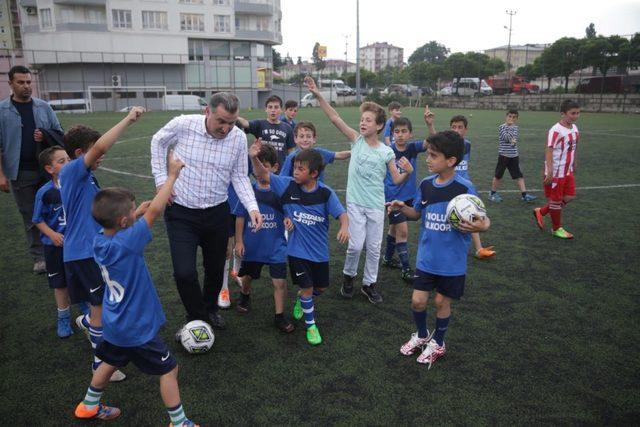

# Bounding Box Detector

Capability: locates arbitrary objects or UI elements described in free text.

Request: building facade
[15,0,282,110]
[483,44,546,73]
[280,59,356,81]
[359,42,403,72]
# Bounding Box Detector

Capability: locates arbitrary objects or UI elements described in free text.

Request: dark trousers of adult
[164,202,229,321]
[9,170,44,262]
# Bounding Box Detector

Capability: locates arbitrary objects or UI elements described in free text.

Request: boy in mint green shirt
[304,76,413,304]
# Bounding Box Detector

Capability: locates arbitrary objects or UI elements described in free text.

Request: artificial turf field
[1,106,639,425]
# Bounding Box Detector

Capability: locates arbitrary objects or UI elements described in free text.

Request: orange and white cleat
[533,208,545,230]
[217,287,231,309]
[75,402,121,421]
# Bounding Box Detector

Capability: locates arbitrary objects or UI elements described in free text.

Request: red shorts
[544,174,576,201]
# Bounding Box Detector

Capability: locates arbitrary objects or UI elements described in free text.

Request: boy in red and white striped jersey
[533,100,581,239]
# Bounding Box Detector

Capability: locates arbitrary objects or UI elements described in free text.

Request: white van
[319,79,353,96]
[440,78,493,97]
[300,91,338,107]
[164,94,207,111]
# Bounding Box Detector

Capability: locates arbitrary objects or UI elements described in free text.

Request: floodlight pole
[506,10,516,81]
[356,0,361,102]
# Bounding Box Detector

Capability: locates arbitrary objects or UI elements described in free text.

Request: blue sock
[77,301,90,315]
[89,325,103,370]
[412,310,428,338]
[57,306,70,319]
[300,296,315,329]
[433,316,450,346]
[167,403,188,426]
[396,242,410,270]
[384,235,396,260]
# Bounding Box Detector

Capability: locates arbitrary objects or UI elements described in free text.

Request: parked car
[439,78,492,96]
[300,91,337,107]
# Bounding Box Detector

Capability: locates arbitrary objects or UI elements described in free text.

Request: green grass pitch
[1,107,639,424]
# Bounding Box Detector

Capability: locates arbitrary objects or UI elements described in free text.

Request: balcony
[57,22,108,31]
[234,1,273,15]
[234,29,278,43]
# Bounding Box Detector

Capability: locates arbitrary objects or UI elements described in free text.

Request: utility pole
[356,0,361,102]
[343,34,349,75]
[505,10,516,81]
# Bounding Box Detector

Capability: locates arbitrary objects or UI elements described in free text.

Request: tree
[272,48,283,71]
[516,63,542,82]
[540,37,584,92]
[585,23,597,39]
[407,62,449,87]
[343,68,377,88]
[584,35,630,78]
[408,41,450,65]
[622,32,640,71]
[312,42,326,73]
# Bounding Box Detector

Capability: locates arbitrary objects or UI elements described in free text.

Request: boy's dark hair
[360,101,386,133]
[9,65,30,81]
[560,99,580,113]
[426,130,464,167]
[257,143,278,167]
[284,99,298,110]
[507,109,519,116]
[38,146,66,169]
[294,149,324,176]
[294,121,317,138]
[449,115,468,128]
[92,187,136,229]
[388,101,402,111]
[64,125,101,159]
[265,95,283,108]
[392,117,413,133]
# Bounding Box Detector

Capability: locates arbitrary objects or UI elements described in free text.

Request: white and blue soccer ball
[179,320,215,354]
[446,194,486,230]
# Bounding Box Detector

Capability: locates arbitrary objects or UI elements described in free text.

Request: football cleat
[533,208,545,230]
[57,316,73,339]
[416,339,446,368]
[275,315,295,333]
[340,274,354,299]
[169,420,200,427]
[488,193,503,203]
[75,402,121,420]
[292,298,303,320]
[382,256,402,269]
[552,227,574,239]
[306,324,322,346]
[361,284,383,304]
[400,332,430,356]
[401,268,414,282]
[521,194,537,202]
[474,246,496,259]
[217,288,230,309]
[75,314,90,339]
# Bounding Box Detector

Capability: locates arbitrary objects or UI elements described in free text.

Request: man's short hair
[9,65,30,81]
[265,95,283,107]
[284,99,298,110]
[392,117,413,133]
[294,149,324,176]
[257,143,278,167]
[209,92,239,114]
[450,115,468,128]
[388,101,402,111]
[64,125,101,159]
[294,121,317,138]
[360,101,386,133]
[507,109,519,116]
[38,146,66,169]
[426,130,464,167]
[560,99,580,113]
[92,187,136,229]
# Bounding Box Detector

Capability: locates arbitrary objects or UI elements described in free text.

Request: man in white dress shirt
[151,92,262,329]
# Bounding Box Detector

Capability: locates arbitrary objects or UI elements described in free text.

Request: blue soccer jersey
[233,183,287,264]
[247,120,295,173]
[269,173,345,262]
[383,118,394,142]
[32,180,66,246]
[454,139,472,181]
[93,218,165,347]
[228,183,239,211]
[384,140,426,202]
[278,114,296,130]
[413,174,478,276]
[279,147,336,182]
[59,156,101,262]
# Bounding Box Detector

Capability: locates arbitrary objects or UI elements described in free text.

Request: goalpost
[87,85,168,112]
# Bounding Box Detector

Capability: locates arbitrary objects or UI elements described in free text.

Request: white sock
[222,259,229,290]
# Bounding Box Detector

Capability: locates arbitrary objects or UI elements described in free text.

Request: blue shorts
[64,258,106,306]
[387,199,413,225]
[413,269,466,300]
[238,261,287,280]
[96,334,177,376]
[288,256,329,289]
[43,245,66,289]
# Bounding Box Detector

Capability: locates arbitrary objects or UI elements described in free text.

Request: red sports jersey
[545,123,579,178]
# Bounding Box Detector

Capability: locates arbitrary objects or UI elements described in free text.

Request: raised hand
[304,76,319,94]
[397,156,413,174]
[424,105,435,126]
[127,106,145,122]
[249,138,263,158]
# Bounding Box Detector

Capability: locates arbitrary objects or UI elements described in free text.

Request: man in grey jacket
[0,65,63,273]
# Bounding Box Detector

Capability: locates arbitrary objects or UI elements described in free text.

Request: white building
[16,0,283,110]
[483,44,547,73]
[359,42,403,72]
[280,59,356,81]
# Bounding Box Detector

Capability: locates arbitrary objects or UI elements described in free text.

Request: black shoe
[208,311,226,330]
[401,268,415,283]
[274,314,295,333]
[341,274,354,298]
[361,283,383,304]
[382,256,402,269]
[236,294,250,314]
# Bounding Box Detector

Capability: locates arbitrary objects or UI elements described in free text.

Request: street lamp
[505,10,516,81]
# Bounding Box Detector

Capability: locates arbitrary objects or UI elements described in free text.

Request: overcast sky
[278,0,640,62]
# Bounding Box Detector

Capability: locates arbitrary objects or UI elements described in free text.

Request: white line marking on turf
[100,167,154,179]
[115,135,153,145]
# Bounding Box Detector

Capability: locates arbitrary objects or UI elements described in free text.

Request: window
[232,42,251,60]
[188,39,204,61]
[60,8,74,23]
[208,40,229,59]
[180,13,204,32]
[214,15,230,33]
[112,9,132,29]
[143,91,164,98]
[40,8,53,29]
[213,0,229,5]
[256,17,269,31]
[179,0,203,4]
[235,16,241,31]
[86,8,106,24]
[142,11,167,30]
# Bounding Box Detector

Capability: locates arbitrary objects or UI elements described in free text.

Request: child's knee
[411,292,428,311]
[434,294,451,311]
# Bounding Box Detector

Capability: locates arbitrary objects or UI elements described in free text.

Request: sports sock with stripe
[433,316,450,346]
[89,325,103,370]
[412,310,428,338]
[549,202,562,230]
[540,204,550,216]
[83,385,103,411]
[300,296,315,329]
[167,403,188,426]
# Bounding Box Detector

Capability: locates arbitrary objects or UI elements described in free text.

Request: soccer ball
[178,320,215,354]
[446,194,486,230]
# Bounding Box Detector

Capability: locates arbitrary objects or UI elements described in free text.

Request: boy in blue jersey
[383,101,402,145]
[60,106,145,382]
[237,95,295,173]
[382,117,427,281]
[250,141,349,346]
[279,121,350,181]
[74,154,198,426]
[233,144,294,333]
[32,146,72,338]
[279,99,299,129]
[388,130,490,367]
